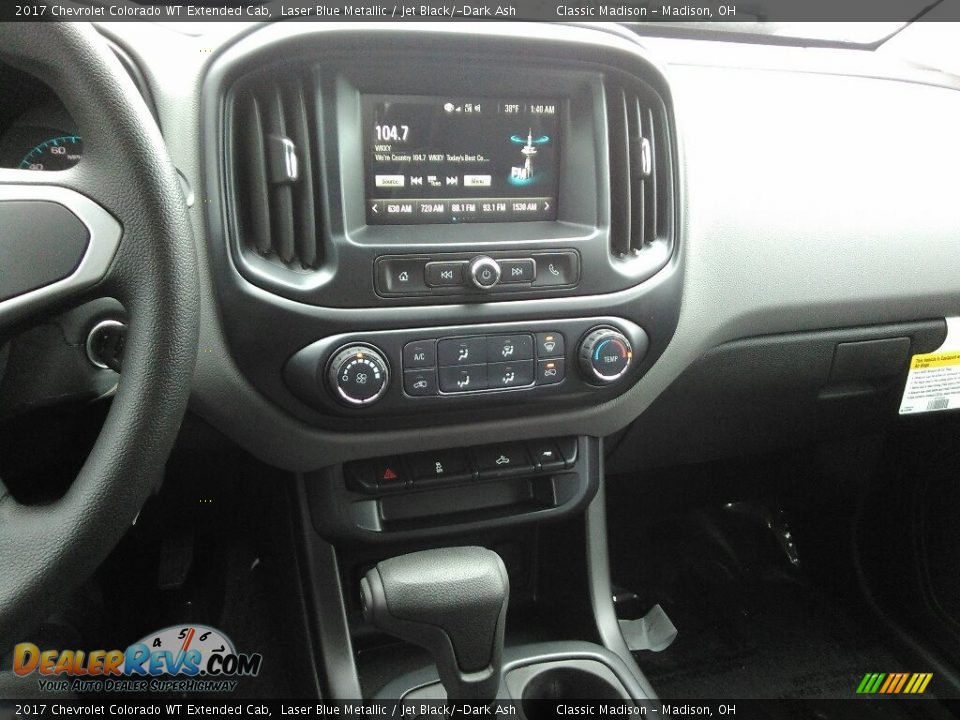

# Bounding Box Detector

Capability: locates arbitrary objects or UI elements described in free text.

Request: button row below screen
[376,251,579,296]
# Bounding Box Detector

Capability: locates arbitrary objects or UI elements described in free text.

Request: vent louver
[607,80,671,259]
[228,73,322,270]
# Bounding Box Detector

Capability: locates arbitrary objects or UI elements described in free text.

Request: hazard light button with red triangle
[373,460,409,492]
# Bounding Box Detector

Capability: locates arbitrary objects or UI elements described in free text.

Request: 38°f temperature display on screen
[363,95,559,225]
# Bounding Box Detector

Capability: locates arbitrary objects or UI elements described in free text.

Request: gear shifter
[360,546,510,701]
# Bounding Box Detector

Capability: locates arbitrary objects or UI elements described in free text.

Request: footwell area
[628,512,897,699]
[607,493,942,706]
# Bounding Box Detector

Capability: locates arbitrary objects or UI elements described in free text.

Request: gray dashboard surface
[100,22,960,470]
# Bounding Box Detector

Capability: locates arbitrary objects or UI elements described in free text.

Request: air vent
[227,72,322,271]
[606,80,671,259]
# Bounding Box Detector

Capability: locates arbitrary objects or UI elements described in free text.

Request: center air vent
[606,79,672,259]
[227,72,323,271]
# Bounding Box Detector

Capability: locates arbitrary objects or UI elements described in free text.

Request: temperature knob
[328,344,390,406]
[578,328,633,385]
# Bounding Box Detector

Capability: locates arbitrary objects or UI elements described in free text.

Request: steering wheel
[0,24,199,648]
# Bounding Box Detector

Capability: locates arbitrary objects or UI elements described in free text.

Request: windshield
[625,21,912,46]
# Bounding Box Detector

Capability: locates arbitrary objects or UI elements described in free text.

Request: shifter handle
[361,546,510,701]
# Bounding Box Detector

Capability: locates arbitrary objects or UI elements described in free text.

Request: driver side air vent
[227,73,323,271]
[606,80,672,259]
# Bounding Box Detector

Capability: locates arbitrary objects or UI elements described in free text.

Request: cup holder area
[505,658,632,717]
[522,666,623,701]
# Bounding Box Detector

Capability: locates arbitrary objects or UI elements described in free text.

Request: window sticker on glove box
[900,317,960,414]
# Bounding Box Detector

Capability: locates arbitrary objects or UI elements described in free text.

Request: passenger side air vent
[606,79,672,259]
[227,72,323,271]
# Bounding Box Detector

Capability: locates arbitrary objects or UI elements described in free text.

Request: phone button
[531,251,579,287]
[439,364,488,393]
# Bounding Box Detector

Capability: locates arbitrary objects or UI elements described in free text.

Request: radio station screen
[363,95,559,225]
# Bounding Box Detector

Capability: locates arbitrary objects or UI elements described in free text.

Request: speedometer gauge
[19,134,82,171]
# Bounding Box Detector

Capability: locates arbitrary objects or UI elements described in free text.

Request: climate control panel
[400,331,566,398]
[284,317,649,417]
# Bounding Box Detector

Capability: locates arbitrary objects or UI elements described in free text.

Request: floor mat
[612,504,940,704]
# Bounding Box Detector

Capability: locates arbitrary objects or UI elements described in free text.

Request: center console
[297,436,659,706]
[202,23,679,705]
[202,24,680,435]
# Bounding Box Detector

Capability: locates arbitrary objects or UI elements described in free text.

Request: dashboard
[0,69,83,171]
[4,20,960,705]
[5,21,960,473]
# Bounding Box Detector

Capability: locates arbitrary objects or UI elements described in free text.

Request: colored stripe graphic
[891,673,909,693]
[857,672,932,694]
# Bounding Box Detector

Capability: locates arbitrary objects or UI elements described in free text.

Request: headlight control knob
[578,328,634,385]
[328,344,390,406]
[468,255,501,290]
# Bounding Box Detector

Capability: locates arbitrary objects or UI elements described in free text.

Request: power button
[468,256,502,290]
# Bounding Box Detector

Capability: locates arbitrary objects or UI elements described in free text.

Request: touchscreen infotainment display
[363,95,559,225]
